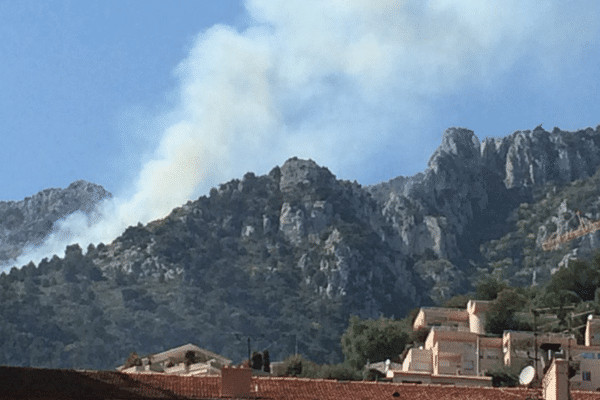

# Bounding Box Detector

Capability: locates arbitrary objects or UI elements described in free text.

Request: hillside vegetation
[2,126,600,370]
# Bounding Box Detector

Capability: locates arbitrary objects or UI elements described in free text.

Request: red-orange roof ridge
[3,366,600,400]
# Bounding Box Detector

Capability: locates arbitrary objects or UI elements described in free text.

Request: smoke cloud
[5,0,596,269]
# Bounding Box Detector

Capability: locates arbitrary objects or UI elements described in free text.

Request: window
[582,371,591,381]
[581,352,595,359]
[465,360,474,371]
[440,360,450,367]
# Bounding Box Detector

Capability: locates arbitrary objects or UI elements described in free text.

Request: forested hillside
[1,125,600,370]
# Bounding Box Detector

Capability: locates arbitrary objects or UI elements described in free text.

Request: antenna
[519,365,535,386]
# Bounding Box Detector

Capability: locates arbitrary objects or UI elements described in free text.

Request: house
[116,343,232,376]
[412,306,470,332]
[586,315,600,346]
[396,301,600,391]
[395,327,502,385]
[502,330,573,372]
[569,345,600,391]
[412,300,491,334]
[398,300,501,385]
[502,330,600,391]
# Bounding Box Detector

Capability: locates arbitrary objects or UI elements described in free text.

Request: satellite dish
[519,366,535,386]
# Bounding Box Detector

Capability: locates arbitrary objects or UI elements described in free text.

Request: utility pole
[476,335,480,376]
[248,338,251,367]
[533,310,538,380]
[530,305,577,387]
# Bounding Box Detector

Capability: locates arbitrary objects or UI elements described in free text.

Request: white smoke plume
[5,0,596,269]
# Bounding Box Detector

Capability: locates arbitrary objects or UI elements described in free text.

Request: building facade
[391,301,600,391]
[117,343,232,376]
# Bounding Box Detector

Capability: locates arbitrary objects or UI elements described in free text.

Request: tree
[124,352,142,368]
[545,253,600,303]
[263,350,270,373]
[282,354,303,376]
[185,350,196,366]
[485,364,520,387]
[341,316,408,370]
[251,351,263,370]
[484,289,527,335]
[410,327,430,345]
[476,275,508,301]
[274,355,360,380]
[442,294,470,308]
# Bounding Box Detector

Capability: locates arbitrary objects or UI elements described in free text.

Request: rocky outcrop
[503,126,600,188]
[0,180,111,264]
[3,124,600,370]
[369,125,600,284]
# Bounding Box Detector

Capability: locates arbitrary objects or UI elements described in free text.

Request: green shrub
[485,365,520,387]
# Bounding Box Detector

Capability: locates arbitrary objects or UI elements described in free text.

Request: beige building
[502,331,573,372]
[393,301,600,391]
[398,326,502,381]
[568,344,600,391]
[585,315,600,346]
[412,306,470,332]
[117,343,232,376]
[502,330,600,391]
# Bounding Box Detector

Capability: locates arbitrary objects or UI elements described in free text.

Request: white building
[117,343,232,376]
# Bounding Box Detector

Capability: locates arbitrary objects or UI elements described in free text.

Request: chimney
[221,366,252,397]
[542,359,569,400]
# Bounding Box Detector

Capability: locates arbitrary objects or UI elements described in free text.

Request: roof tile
[2,366,600,400]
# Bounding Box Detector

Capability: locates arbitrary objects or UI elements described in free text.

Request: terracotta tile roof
[255,378,540,400]
[84,371,222,398]
[3,366,600,400]
[0,366,221,399]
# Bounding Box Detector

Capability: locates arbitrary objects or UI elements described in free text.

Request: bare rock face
[280,157,336,201]
[278,158,336,245]
[371,128,488,267]
[0,180,111,264]
[369,125,600,286]
[274,157,424,315]
[503,126,600,188]
[419,128,488,234]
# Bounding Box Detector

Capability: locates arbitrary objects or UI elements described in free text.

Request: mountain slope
[0,158,427,369]
[0,180,111,265]
[369,125,600,288]
[1,125,600,370]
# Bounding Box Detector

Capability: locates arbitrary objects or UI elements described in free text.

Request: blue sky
[0,0,247,201]
[1,0,598,203]
[2,0,600,267]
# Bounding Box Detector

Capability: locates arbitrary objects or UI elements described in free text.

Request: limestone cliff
[0,181,111,264]
[369,125,600,289]
[2,124,600,370]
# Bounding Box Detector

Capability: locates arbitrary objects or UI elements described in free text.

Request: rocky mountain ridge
[0,181,111,264]
[1,124,600,370]
[94,157,426,318]
[368,125,600,290]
